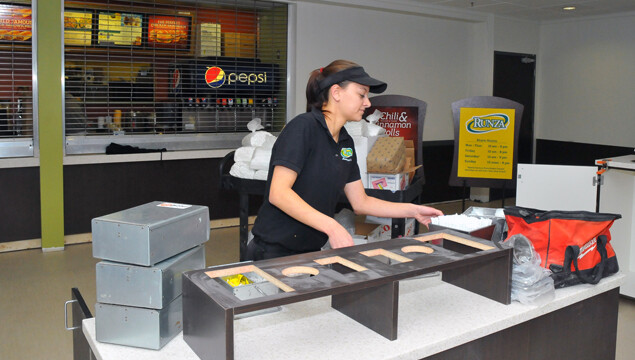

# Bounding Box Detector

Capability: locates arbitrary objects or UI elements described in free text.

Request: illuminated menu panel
[0,5,32,42]
[64,11,93,46]
[147,15,190,49]
[97,12,142,46]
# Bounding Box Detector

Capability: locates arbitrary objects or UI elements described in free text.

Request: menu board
[97,12,142,46]
[0,5,32,42]
[64,11,93,46]
[147,15,189,49]
[457,107,515,180]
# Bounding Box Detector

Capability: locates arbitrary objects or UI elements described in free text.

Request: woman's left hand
[412,205,443,228]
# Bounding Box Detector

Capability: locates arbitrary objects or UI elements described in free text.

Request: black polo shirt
[251,108,361,252]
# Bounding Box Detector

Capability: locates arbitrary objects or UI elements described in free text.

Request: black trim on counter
[63,158,263,235]
[0,166,41,243]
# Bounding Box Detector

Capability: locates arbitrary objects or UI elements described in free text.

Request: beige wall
[292,1,492,141]
[536,13,635,147]
[291,1,633,149]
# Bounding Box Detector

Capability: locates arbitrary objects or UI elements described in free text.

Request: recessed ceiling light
[563,6,576,11]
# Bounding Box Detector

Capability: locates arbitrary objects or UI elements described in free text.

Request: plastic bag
[364,109,386,137]
[504,234,556,306]
[247,118,265,132]
[234,146,256,162]
[322,209,358,251]
[511,254,551,286]
[242,131,275,147]
[511,276,555,306]
[241,118,276,147]
[229,161,255,179]
[334,208,356,236]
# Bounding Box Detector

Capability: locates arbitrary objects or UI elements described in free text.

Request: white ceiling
[414,0,635,21]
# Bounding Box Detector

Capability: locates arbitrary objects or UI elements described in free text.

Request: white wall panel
[536,14,635,147]
[293,2,488,141]
[493,16,539,55]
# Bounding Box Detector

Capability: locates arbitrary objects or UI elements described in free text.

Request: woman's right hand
[325,220,354,249]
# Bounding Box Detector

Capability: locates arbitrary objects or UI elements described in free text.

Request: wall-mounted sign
[457,107,515,180]
[97,12,142,46]
[147,15,190,49]
[194,63,277,92]
[0,5,32,42]
[64,11,93,46]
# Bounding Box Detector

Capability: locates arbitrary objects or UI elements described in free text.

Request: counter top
[596,154,635,171]
[63,148,234,165]
[83,272,625,360]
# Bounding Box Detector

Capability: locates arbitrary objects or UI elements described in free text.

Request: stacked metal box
[92,201,209,350]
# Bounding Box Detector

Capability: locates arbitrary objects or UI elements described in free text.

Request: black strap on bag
[505,206,621,223]
[562,235,609,285]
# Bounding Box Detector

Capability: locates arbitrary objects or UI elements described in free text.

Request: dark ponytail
[305,59,360,112]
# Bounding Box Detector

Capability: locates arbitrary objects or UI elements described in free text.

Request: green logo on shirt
[341,147,353,160]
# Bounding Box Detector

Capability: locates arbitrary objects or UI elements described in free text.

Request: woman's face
[335,82,371,122]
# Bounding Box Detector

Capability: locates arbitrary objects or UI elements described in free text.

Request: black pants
[245,237,304,261]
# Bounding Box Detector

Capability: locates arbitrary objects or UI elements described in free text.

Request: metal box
[217,271,282,301]
[95,295,182,350]
[96,245,206,309]
[92,201,210,266]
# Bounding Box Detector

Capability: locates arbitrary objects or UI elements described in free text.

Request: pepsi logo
[205,66,226,88]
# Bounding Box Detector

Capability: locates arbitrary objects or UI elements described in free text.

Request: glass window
[63,0,288,154]
[0,1,34,158]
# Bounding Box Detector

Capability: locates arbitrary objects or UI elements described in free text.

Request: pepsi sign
[205,66,226,88]
[195,64,276,92]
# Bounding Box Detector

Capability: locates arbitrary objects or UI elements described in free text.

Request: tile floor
[0,199,633,359]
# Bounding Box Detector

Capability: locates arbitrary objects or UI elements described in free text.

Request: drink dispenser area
[172,60,281,133]
[180,94,277,133]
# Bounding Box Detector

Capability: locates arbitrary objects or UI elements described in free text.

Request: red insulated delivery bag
[504,206,621,288]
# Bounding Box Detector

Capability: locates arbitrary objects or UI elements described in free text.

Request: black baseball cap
[318,66,387,94]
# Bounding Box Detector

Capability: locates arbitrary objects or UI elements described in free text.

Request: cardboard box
[367,136,406,174]
[355,217,416,243]
[196,23,221,57]
[368,171,409,191]
[352,221,382,244]
[365,216,416,240]
[405,140,416,182]
[351,135,381,188]
[224,32,256,58]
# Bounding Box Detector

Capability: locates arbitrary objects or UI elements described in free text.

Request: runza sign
[457,107,515,180]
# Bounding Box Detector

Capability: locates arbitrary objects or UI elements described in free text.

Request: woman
[246,60,443,261]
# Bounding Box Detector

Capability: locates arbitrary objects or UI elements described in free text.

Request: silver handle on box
[64,299,80,330]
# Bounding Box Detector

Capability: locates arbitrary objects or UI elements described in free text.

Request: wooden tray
[183,229,512,360]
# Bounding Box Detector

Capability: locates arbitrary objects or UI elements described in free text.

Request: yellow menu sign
[64,11,92,46]
[458,107,515,179]
[98,12,142,46]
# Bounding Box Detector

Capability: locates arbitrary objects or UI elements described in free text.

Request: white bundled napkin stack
[346,109,386,188]
[230,118,277,180]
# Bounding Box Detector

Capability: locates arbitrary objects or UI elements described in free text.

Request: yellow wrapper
[221,274,252,287]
